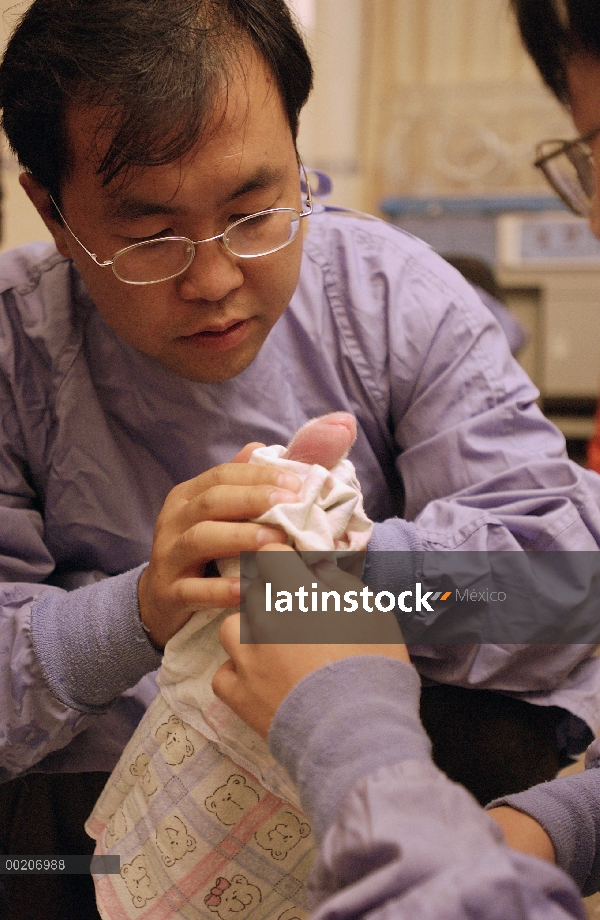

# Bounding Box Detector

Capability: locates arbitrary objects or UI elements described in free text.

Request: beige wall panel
[0,0,52,250]
[377,0,538,86]
[391,0,425,84]
[296,0,364,208]
[423,0,469,83]
[467,2,516,80]
[361,0,573,212]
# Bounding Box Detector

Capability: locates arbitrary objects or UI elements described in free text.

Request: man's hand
[137,445,301,649]
[212,545,410,738]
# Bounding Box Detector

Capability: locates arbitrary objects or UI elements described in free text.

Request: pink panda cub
[248,411,369,555]
[282,411,357,468]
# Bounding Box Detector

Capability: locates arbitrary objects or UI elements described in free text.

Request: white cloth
[157,444,373,800]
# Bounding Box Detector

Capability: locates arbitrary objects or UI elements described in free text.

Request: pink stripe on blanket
[95,790,287,918]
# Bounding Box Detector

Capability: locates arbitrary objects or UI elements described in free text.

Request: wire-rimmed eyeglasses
[534,128,600,217]
[49,160,313,285]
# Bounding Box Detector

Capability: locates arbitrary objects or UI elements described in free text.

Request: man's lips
[191,319,245,336]
[179,318,252,351]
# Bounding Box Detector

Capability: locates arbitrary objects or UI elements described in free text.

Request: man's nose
[177,241,244,302]
[589,188,600,239]
[587,154,600,238]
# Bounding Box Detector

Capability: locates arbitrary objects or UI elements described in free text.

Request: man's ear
[19,172,72,258]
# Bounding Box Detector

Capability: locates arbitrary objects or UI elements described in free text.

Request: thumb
[314,559,365,593]
[212,656,239,705]
[218,612,242,658]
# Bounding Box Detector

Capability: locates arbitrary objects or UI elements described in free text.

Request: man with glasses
[3,0,600,917]
[521,1,600,475]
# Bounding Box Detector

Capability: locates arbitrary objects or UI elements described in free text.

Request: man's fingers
[174,522,287,573]
[180,482,301,531]
[139,574,242,649]
[231,442,266,463]
[179,461,302,504]
[161,575,241,618]
[256,543,296,555]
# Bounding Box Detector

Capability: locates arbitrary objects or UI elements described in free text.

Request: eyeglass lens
[540,144,595,216]
[223,210,299,256]
[112,209,302,283]
[565,146,595,197]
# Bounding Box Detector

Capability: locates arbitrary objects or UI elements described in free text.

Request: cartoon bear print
[254,810,311,861]
[155,714,195,766]
[205,774,260,826]
[278,907,309,920]
[129,752,158,798]
[204,874,262,920]
[120,854,157,909]
[155,814,197,867]
[104,807,127,847]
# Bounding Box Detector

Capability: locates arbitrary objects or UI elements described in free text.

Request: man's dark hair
[512,0,600,104]
[0,0,313,202]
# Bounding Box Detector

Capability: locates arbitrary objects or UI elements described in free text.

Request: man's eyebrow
[224,165,288,203]
[105,198,180,222]
[106,166,290,222]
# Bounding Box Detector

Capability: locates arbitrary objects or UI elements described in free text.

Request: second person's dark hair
[512,0,600,103]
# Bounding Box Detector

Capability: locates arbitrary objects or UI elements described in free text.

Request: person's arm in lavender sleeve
[212,545,586,920]
[213,619,585,920]
[487,735,600,897]
[0,380,163,778]
[0,483,293,778]
[272,659,585,920]
[365,247,600,561]
[0,562,163,780]
[352,244,600,694]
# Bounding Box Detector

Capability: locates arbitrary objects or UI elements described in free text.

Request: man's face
[39,53,304,382]
[567,54,600,238]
